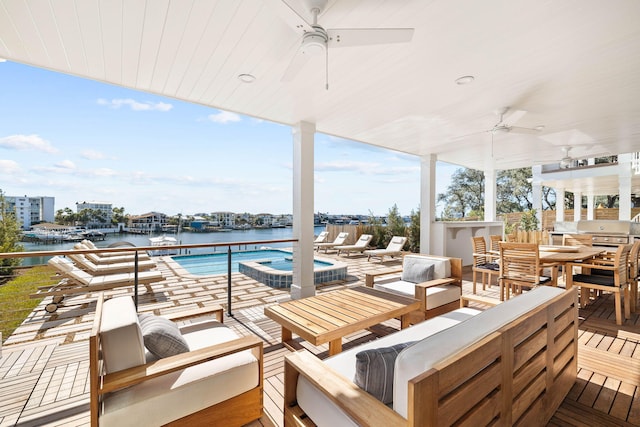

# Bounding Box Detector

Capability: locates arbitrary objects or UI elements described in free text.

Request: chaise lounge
[364,236,407,262]
[335,234,373,256]
[284,286,578,426]
[314,232,349,253]
[31,256,163,312]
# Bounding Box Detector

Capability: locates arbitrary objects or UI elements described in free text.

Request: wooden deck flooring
[1,253,639,426]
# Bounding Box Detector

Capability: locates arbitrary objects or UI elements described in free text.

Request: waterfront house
[1,1,640,425]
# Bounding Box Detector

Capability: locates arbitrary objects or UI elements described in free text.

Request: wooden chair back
[499,242,542,286]
[562,234,593,247]
[489,234,502,252]
[470,236,489,267]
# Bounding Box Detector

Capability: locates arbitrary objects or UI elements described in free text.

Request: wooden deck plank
[1,261,640,426]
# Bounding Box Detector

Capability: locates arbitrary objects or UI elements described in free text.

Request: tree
[0,190,24,277]
[112,207,126,224]
[406,208,420,253]
[437,168,484,218]
[55,207,76,225]
[439,166,556,218]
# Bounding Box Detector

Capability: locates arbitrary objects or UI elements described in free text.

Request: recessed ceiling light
[238,73,256,83]
[455,75,474,85]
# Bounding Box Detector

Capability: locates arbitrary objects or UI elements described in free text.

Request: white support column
[586,194,595,220]
[291,121,316,299]
[420,155,436,254]
[556,187,565,222]
[573,191,582,221]
[532,182,543,228]
[484,169,497,221]
[618,153,632,221]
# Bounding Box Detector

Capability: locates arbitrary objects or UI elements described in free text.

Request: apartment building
[4,195,55,229]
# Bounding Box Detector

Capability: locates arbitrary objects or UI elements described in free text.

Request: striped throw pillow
[354,341,416,404]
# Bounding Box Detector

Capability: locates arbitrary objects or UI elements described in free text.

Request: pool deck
[1,250,640,426]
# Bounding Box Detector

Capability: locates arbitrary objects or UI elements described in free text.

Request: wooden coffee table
[264,286,420,355]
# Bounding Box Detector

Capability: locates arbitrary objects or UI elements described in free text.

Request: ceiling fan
[559,146,577,168]
[272,0,414,89]
[488,107,541,135]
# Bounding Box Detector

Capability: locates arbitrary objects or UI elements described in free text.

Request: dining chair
[565,244,632,325]
[470,236,499,294]
[562,234,593,247]
[499,242,558,301]
[489,234,502,253]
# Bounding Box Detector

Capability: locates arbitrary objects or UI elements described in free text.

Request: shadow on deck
[1,254,639,426]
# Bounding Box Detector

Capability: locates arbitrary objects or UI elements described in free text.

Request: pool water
[172,249,331,275]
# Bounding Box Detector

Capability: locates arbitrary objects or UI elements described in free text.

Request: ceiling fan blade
[281,48,311,82]
[268,0,313,34]
[509,126,541,135]
[502,109,526,126]
[327,28,414,48]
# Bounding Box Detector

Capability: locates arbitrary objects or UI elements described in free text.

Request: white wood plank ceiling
[1,0,639,190]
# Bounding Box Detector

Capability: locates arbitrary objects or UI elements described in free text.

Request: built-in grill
[576,220,632,246]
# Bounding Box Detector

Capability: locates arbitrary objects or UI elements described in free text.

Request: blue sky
[0,61,458,217]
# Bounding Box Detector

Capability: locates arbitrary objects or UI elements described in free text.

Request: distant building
[129,212,168,233]
[211,212,235,228]
[4,195,55,229]
[76,201,113,227]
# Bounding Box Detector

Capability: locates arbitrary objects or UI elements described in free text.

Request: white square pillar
[291,121,316,299]
[573,191,582,222]
[421,155,436,254]
[484,169,497,222]
[555,187,565,222]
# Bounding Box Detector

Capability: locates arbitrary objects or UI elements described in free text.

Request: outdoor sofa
[284,286,578,426]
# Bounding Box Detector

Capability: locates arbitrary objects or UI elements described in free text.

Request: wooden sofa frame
[284,287,578,426]
[90,294,264,427]
[365,255,463,321]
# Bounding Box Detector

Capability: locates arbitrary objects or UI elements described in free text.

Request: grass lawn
[0,265,57,341]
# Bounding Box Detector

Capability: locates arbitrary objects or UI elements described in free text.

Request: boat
[149,235,178,256]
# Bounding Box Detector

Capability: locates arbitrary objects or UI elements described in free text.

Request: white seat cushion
[403,255,450,279]
[101,319,259,426]
[393,286,565,417]
[374,281,460,309]
[100,297,145,374]
[296,307,481,427]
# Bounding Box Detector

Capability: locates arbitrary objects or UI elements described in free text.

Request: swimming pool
[169,249,348,288]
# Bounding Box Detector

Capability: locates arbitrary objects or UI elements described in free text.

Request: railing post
[134,251,139,309]
[227,246,233,317]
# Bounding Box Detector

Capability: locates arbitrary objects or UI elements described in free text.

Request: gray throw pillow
[138,313,189,359]
[354,341,416,404]
[401,258,434,284]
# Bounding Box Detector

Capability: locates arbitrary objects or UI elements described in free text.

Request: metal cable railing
[0,238,297,344]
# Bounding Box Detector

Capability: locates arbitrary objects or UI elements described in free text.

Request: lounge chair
[74,241,152,264]
[334,234,373,256]
[31,256,163,312]
[313,231,329,245]
[364,236,407,262]
[314,232,349,253]
[67,252,156,274]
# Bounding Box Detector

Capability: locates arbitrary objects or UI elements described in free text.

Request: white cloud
[97,98,173,112]
[0,134,58,153]
[207,110,241,124]
[81,149,110,160]
[55,160,76,169]
[0,159,21,174]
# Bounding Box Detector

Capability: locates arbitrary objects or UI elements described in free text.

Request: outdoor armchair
[90,294,263,426]
[365,254,462,322]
